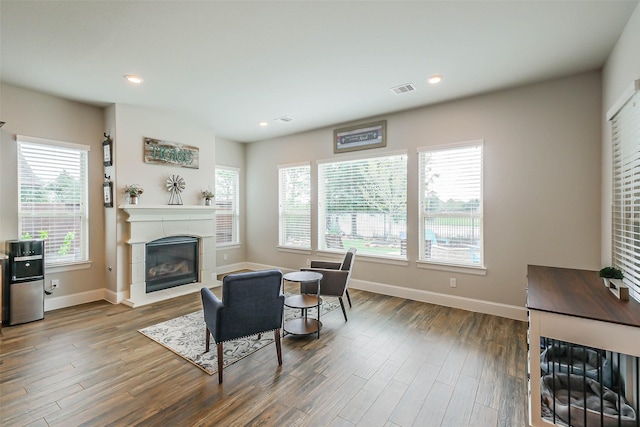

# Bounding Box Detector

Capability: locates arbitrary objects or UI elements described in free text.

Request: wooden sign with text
[144,137,199,169]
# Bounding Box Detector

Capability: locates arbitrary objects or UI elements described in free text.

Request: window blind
[215,167,239,245]
[318,153,407,256]
[611,90,640,300]
[278,164,310,249]
[17,136,89,265]
[418,141,483,267]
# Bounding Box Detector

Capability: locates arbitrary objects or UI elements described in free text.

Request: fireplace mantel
[119,204,217,307]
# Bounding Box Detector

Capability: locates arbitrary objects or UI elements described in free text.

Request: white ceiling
[1,1,637,142]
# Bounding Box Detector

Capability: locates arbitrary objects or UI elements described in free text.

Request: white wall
[109,104,216,299]
[214,137,246,271]
[0,83,106,306]
[601,2,640,265]
[245,72,602,310]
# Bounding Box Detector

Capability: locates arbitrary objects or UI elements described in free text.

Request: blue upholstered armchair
[200,269,285,384]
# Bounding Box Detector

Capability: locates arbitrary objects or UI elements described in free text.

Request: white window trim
[215,165,240,246]
[17,134,90,266]
[317,151,407,260]
[417,139,485,269]
[18,134,91,152]
[278,162,311,250]
[316,149,408,165]
[609,80,640,301]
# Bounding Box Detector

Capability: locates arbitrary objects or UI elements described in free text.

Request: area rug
[138,297,340,375]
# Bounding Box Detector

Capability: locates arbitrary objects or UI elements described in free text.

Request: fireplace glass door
[145,236,199,293]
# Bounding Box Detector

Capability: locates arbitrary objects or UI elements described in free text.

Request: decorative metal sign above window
[144,137,199,169]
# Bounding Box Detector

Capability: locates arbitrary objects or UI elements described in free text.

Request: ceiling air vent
[274,116,293,122]
[390,83,416,95]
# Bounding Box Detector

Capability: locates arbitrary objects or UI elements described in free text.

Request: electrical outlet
[449,278,457,288]
[51,279,60,289]
[306,258,311,267]
[223,253,228,261]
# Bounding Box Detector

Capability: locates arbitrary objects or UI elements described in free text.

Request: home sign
[144,137,199,169]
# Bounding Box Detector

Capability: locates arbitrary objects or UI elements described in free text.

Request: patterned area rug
[139,297,340,375]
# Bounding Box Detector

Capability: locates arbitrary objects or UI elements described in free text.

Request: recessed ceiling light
[124,75,144,84]
[259,121,269,127]
[428,75,442,84]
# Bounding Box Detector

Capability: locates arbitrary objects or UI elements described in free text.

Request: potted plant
[201,189,214,206]
[125,184,144,204]
[599,266,624,288]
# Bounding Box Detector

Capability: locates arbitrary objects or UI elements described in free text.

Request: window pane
[418,142,483,267]
[318,154,407,257]
[18,139,89,265]
[611,91,640,300]
[215,167,239,245]
[279,164,310,249]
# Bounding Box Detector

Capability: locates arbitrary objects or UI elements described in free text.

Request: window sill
[316,250,409,266]
[277,246,311,255]
[416,260,487,276]
[46,261,92,274]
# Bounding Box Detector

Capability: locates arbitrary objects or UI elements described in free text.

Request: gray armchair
[301,248,356,321]
[200,269,285,384]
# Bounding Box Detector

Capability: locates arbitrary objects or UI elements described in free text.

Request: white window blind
[318,153,407,257]
[17,136,89,265]
[278,164,310,249]
[215,167,239,245]
[418,141,483,267]
[611,89,640,300]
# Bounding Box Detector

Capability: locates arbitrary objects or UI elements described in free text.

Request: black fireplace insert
[145,236,199,293]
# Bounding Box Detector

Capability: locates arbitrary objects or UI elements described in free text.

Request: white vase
[205,198,212,206]
[130,195,139,205]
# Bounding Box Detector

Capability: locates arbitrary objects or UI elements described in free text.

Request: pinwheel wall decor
[166,174,186,205]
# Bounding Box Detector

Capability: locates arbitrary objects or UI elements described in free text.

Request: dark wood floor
[0,285,528,427]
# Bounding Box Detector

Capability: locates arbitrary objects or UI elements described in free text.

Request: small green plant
[124,184,144,196]
[201,189,215,199]
[599,266,624,279]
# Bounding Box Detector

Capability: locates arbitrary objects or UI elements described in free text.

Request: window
[278,163,310,249]
[418,141,483,267]
[611,88,640,298]
[215,167,239,245]
[318,153,407,257]
[17,135,89,266]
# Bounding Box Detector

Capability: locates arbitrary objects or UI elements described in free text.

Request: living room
[1,1,640,426]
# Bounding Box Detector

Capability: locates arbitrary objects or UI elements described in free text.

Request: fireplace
[120,205,216,307]
[146,236,199,293]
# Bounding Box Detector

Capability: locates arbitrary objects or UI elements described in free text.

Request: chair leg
[345,289,352,307]
[274,329,282,365]
[217,342,224,384]
[338,297,348,321]
[205,327,210,352]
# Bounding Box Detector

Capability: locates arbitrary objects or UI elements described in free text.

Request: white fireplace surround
[119,204,217,307]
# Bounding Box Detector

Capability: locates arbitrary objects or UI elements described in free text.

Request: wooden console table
[527,265,640,426]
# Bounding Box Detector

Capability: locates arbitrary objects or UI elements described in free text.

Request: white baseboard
[349,278,527,321]
[44,289,107,312]
[250,262,526,321]
[46,262,527,321]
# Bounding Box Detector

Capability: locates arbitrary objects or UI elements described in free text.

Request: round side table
[282,271,323,339]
